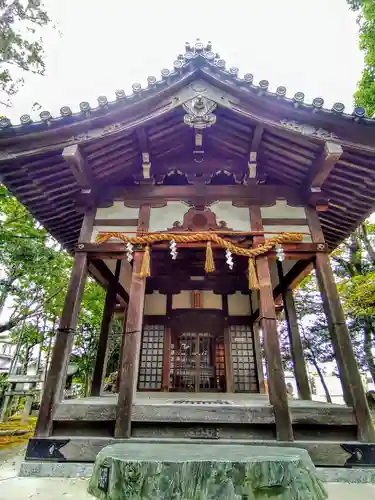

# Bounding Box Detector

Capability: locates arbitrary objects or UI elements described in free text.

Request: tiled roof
[0,39,373,136]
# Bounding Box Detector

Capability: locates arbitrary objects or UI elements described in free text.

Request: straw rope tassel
[139,245,151,278]
[205,241,215,273]
[248,257,259,290]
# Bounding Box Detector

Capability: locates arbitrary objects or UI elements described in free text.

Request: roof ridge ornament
[183,94,217,129]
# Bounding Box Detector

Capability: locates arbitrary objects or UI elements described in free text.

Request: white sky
[2,0,363,122]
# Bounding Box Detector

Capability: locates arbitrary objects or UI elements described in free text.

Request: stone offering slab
[88,442,327,499]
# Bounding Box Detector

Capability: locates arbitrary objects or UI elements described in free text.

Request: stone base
[88,443,327,499]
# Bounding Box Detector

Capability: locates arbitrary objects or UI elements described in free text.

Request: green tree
[0,185,71,333]
[0,0,52,108]
[347,0,375,115]
[279,275,335,403]
[0,187,106,391]
[332,222,375,384]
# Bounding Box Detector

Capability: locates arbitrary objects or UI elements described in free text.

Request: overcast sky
[3,0,363,122]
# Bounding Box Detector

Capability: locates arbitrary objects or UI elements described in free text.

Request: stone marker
[88,442,327,499]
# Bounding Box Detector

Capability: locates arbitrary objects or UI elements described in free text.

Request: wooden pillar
[307,207,375,442]
[277,261,311,400]
[222,295,234,392]
[252,321,266,394]
[250,206,293,441]
[162,294,172,392]
[34,252,88,437]
[91,260,122,396]
[115,204,150,438]
[250,295,265,394]
[34,211,93,437]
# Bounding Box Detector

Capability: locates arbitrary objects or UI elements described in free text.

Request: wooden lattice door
[169,311,226,392]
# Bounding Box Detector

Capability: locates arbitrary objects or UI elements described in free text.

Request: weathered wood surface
[306,207,375,442]
[53,399,356,426]
[277,261,311,401]
[162,327,171,391]
[35,251,88,437]
[115,204,150,438]
[25,436,359,467]
[252,322,266,393]
[250,206,293,441]
[315,252,375,442]
[91,259,122,397]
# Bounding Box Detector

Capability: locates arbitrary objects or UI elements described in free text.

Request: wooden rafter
[63,144,95,191]
[308,141,343,190]
[136,128,151,180]
[248,124,264,179]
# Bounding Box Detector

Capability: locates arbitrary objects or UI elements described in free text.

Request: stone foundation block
[88,442,327,499]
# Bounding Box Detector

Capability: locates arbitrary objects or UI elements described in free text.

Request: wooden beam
[309,141,343,189]
[121,184,302,206]
[63,144,95,190]
[115,204,150,438]
[250,206,293,441]
[91,259,122,397]
[90,259,129,303]
[277,261,311,401]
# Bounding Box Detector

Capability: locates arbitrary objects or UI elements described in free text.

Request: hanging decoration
[95,231,303,290]
[126,242,134,262]
[225,249,234,270]
[169,239,178,260]
[275,244,285,262]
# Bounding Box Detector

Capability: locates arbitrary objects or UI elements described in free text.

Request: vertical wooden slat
[277,260,311,400]
[306,206,375,442]
[91,259,122,396]
[115,204,150,438]
[250,206,293,441]
[162,328,171,391]
[222,295,234,393]
[162,294,172,391]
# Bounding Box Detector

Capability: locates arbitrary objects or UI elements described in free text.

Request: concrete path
[1,447,375,499]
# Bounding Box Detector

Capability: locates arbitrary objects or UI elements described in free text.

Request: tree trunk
[314,360,332,404]
[363,319,375,386]
[308,350,332,403]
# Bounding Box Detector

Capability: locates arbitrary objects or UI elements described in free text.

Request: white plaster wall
[105,259,133,293]
[211,202,250,231]
[149,202,188,232]
[260,201,306,219]
[172,290,222,310]
[172,290,191,309]
[263,225,311,242]
[268,259,298,290]
[251,292,259,314]
[201,291,222,309]
[91,226,137,242]
[228,292,251,316]
[144,292,167,315]
[96,202,139,219]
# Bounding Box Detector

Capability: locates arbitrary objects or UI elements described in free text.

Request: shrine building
[0,40,374,468]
